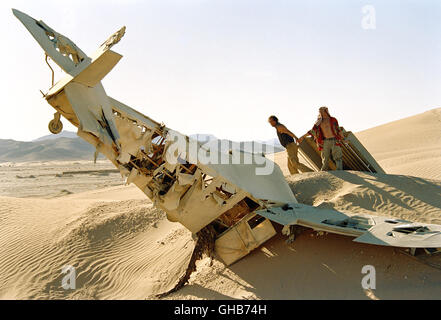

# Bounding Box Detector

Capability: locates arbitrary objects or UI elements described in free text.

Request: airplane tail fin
[12,8,89,75]
[13,8,125,86]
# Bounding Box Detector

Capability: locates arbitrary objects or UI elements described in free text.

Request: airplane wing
[256,203,441,248]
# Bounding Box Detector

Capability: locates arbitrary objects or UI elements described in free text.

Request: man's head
[268,115,278,127]
[319,106,330,118]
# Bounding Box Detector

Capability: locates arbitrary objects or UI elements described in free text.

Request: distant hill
[0,131,283,163]
[33,131,78,141]
[0,136,98,162]
[190,134,284,154]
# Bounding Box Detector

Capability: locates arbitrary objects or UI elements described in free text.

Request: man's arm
[277,124,296,139]
[297,132,312,144]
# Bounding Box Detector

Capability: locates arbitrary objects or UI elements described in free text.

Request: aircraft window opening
[179,163,196,175]
[243,197,260,211]
[157,173,176,196]
[202,174,214,188]
[144,150,165,170]
[215,187,233,200]
[261,200,277,206]
[248,215,266,229]
[152,135,166,150]
[393,226,431,234]
[216,197,258,229]
[322,218,370,231]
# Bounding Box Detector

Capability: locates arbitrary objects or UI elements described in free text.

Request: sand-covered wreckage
[14,9,441,291]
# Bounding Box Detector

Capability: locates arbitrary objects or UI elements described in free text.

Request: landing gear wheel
[48,112,63,134]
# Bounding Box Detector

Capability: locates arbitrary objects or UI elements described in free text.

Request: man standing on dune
[268,115,313,175]
[299,106,344,171]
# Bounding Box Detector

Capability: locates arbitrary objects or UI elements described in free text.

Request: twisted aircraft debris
[13,9,441,293]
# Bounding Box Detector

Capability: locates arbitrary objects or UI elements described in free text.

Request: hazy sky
[1,0,440,141]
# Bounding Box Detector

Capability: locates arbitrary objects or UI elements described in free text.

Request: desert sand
[0,109,440,300]
[356,108,441,180]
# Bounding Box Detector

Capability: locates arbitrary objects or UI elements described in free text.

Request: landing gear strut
[283,225,307,244]
[48,112,63,134]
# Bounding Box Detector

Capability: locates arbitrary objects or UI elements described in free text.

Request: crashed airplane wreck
[14,9,441,295]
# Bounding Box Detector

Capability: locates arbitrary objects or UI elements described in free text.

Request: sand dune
[0,108,440,300]
[356,108,441,180]
[287,171,441,225]
[0,187,193,299]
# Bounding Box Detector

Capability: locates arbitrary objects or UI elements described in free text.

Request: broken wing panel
[72,50,122,88]
[298,138,323,171]
[354,223,441,248]
[256,203,367,237]
[257,203,441,248]
[64,82,119,147]
[344,132,386,174]
[163,130,296,206]
[203,160,296,205]
[46,49,123,98]
[297,127,386,174]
